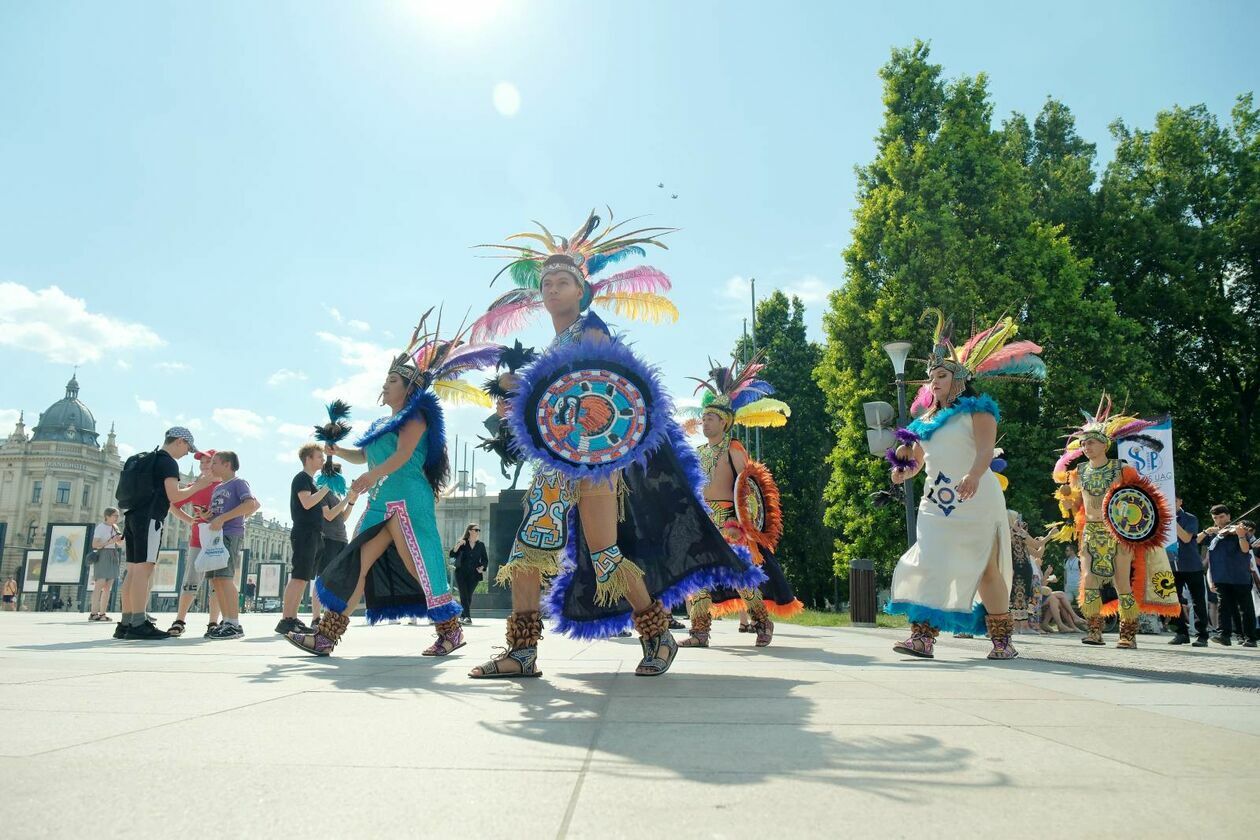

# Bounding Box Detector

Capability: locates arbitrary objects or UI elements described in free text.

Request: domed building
[0,375,123,581]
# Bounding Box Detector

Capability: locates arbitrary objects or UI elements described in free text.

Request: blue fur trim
[543,508,766,640]
[657,543,767,611]
[355,389,447,473]
[507,335,677,484]
[364,599,462,626]
[314,578,346,614]
[885,600,987,635]
[907,394,1001,441]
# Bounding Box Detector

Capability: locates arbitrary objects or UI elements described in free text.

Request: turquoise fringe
[885,600,988,635]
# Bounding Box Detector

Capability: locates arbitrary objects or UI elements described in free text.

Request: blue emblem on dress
[926,471,958,516]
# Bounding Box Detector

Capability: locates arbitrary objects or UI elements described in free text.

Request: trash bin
[849,558,876,626]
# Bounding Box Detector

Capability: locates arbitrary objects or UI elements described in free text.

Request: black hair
[1210,504,1230,516]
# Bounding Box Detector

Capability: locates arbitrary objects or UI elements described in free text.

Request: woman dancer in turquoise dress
[286,314,499,657]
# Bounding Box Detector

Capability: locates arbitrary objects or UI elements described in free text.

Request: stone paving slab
[0,612,1255,839]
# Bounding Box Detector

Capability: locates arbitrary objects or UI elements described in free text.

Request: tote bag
[195,524,231,573]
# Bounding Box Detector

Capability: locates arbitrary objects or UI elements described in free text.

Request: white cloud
[312,331,393,409]
[720,273,834,312]
[135,396,159,416]
[115,359,132,371]
[117,442,136,459]
[323,305,344,324]
[347,319,371,332]
[155,361,190,373]
[212,408,266,439]
[267,368,308,387]
[276,422,314,443]
[0,282,164,364]
[0,409,19,430]
[782,275,834,305]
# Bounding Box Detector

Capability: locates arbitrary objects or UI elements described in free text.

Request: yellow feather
[734,397,791,428]
[434,379,493,408]
[591,292,679,324]
[963,318,1018,368]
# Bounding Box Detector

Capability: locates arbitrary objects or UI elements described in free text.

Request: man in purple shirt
[205,451,260,640]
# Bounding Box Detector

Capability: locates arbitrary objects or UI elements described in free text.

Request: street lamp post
[883,340,917,547]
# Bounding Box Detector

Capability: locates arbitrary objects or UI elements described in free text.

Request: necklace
[699,436,730,478]
[1079,459,1120,497]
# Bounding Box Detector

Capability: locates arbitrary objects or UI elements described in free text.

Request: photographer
[1200,504,1257,647]
[450,523,487,625]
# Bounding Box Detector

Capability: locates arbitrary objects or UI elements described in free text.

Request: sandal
[470,646,542,678]
[284,630,335,657]
[167,620,186,637]
[203,622,219,639]
[632,601,678,677]
[422,617,466,656]
[738,622,751,633]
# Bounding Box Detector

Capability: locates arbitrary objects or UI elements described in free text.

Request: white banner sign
[1118,416,1176,551]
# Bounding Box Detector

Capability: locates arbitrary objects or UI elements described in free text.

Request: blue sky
[1,0,1255,522]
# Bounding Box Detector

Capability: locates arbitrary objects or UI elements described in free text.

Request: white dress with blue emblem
[887,396,1012,633]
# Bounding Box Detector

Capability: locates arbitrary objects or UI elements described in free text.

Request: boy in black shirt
[278,444,330,634]
[118,427,213,640]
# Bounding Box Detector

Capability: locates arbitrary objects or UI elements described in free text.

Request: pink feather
[957,322,1006,362]
[1054,447,1086,474]
[974,341,1044,374]
[470,292,543,341]
[588,266,673,296]
[910,383,934,415]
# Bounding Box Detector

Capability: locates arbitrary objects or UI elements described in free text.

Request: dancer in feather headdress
[285,309,498,658]
[1052,395,1179,648]
[468,210,764,679]
[885,309,1046,661]
[679,353,801,648]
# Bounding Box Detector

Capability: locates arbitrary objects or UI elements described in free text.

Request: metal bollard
[849,558,876,627]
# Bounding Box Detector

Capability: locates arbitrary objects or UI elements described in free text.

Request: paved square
[2,613,1255,838]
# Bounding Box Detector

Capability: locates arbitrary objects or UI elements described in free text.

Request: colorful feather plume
[313,399,353,445]
[689,352,791,430]
[471,208,678,339]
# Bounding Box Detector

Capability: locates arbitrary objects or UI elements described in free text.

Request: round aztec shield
[515,345,662,477]
[1104,484,1162,546]
[735,460,783,552]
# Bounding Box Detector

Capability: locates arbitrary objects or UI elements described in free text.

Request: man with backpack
[115,427,213,640]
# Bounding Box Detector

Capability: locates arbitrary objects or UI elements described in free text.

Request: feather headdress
[683,352,791,434]
[389,307,497,409]
[1054,393,1166,473]
[470,208,679,340]
[910,307,1046,415]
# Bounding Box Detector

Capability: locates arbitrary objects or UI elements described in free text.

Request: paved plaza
[1,612,1256,838]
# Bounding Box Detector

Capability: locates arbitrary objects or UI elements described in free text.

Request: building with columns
[0,376,123,580]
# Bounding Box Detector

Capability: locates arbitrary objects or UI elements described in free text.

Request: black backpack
[116,449,160,513]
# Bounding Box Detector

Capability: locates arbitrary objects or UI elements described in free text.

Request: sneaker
[1191,637,1209,647]
[461,617,474,625]
[208,623,244,641]
[1168,635,1190,645]
[1244,639,1257,648]
[668,617,686,630]
[1211,635,1232,647]
[275,617,312,634]
[113,622,127,639]
[124,621,171,640]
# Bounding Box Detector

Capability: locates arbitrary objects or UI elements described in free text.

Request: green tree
[1093,96,1260,511]
[815,42,1152,586]
[732,292,837,607]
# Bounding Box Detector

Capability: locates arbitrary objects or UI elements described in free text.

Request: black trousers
[1216,582,1258,641]
[456,573,478,619]
[1171,569,1209,639]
